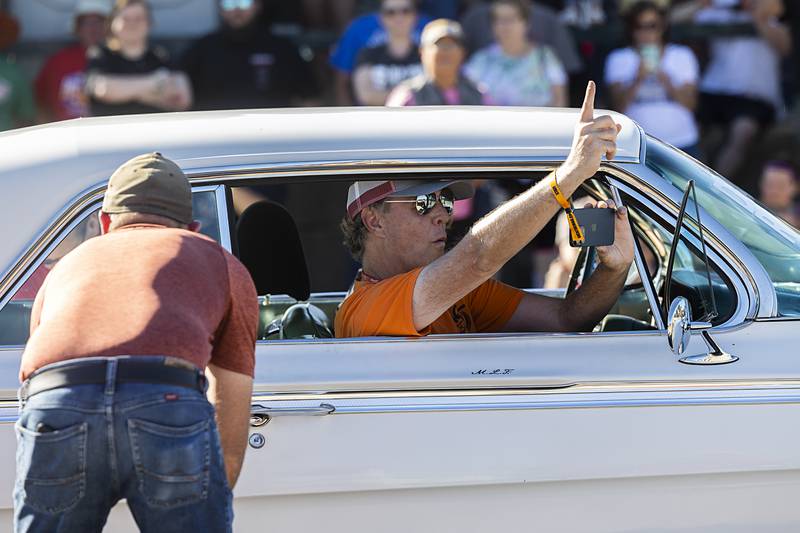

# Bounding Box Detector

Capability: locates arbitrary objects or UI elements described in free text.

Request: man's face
[110,3,150,44]
[760,166,797,210]
[220,0,260,30]
[380,0,416,37]
[420,37,465,81]
[75,13,107,48]
[372,192,452,271]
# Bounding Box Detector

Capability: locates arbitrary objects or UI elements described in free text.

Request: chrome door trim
[209,184,232,253]
[1,380,799,423]
[610,184,665,330]
[250,378,800,401]
[304,395,800,415]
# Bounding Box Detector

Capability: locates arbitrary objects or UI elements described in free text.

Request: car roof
[0,106,641,279]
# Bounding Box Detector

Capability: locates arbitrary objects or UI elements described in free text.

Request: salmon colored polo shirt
[20,224,258,381]
[335,267,524,338]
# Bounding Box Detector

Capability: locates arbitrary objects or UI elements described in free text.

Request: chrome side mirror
[667,296,738,365]
[667,297,711,356]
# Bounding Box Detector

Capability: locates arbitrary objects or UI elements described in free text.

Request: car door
[231,173,800,533]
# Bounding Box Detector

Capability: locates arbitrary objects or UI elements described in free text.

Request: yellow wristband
[548,171,585,244]
[565,209,585,245]
[549,172,572,210]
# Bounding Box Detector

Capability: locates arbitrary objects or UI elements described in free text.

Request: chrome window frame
[0,184,229,349]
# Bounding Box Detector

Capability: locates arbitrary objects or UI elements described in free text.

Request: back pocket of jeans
[128,418,210,509]
[15,421,88,514]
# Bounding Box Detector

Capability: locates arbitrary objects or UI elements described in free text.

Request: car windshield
[645,137,800,317]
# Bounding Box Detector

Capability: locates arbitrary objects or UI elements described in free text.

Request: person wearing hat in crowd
[337,82,634,338]
[0,11,36,131]
[15,153,258,532]
[34,0,111,122]
[386,18,492,106]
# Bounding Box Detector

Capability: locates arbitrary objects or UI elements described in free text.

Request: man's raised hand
[560,81,622,184]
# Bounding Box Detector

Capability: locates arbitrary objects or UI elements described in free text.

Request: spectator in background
[182,0,315,110]
[302,0,356,33]
[0,11,36,131]
[465,0,568,107]
[605,1,700,156]
[679,0,791,178]
[34,0,111,122]
[460,0,582,75]
[387,19,491,106]
[419,0,462,19]
[330,1,431,105]
[759,160,799,228]
[86,0,192,116]
[353,0,423,105]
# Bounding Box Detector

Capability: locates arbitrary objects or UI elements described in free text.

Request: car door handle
[250,403,335,426]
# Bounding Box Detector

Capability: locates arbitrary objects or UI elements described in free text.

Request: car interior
[0,172,738,346]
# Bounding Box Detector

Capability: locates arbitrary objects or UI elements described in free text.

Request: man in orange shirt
[336,81,635,338]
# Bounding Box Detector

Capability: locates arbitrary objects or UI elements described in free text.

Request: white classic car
[1,107,799,532]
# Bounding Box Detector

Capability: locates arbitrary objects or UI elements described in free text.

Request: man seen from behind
[15,153,258,533]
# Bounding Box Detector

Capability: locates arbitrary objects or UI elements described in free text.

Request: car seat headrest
[236,201,310,301]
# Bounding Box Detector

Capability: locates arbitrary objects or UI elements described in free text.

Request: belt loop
[105,358,118,396]
[198,372,208,394]
[18,380,28,410]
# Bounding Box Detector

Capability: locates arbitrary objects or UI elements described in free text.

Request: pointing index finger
[580,81,596,123]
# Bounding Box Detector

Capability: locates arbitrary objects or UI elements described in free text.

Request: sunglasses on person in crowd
[635,21,661,30]
[220,0,254,11]
[381,6,415,17]
[384,189,455,216]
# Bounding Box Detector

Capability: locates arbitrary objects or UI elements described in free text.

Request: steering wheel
[565,245,597,296]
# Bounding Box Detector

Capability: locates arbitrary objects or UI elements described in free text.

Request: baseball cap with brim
[75,0,112,17]
[102,152,193,225]
[347,180,474,220]
[420,19,465,48]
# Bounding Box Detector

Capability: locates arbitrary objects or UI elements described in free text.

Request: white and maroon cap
[346,180,474,220]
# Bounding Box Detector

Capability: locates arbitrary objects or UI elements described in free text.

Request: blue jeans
[14,358,232,533]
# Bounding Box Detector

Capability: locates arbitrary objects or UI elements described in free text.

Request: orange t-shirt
[335,268,524,338]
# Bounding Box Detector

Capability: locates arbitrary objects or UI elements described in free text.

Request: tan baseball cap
[346,179,474,220]
[102,152,193,225]
[420,19,465,48]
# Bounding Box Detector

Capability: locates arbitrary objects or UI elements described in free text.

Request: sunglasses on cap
[221,0,254,11]
[384,189,455,216]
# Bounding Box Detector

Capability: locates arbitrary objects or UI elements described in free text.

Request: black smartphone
[568,208,616,248]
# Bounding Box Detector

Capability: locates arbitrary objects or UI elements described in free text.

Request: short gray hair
[340,201,386,262]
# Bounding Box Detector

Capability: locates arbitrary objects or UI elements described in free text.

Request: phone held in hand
[569,208,616,248]
[639,44,660,73]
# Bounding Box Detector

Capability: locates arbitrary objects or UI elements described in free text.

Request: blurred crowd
[1,0,798,285]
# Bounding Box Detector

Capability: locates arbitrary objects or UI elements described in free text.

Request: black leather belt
[21,358,207,401]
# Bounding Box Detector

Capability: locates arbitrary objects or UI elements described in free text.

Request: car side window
[0,190,222,347]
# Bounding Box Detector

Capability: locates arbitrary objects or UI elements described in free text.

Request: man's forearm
[206,364,253,489]
[462,168,584,277]
[561,263,628,331]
